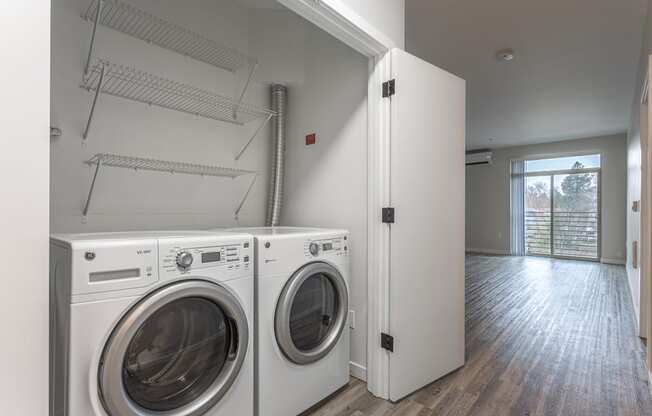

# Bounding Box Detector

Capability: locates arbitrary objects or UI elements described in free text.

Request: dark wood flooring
[306,255,652,416]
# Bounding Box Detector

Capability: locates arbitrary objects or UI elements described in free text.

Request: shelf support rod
[235,174,258,220]
[83,157,103,217]
[83,63,106,140]
[235,113,274,161]
[233,61,259,120]
[84,0,104,77]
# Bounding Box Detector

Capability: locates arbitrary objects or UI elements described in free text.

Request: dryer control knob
[309,242,320,256]
[176,251,194,269]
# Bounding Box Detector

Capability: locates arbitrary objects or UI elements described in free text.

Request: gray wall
[627,0,652,335]
[467,134,628,263]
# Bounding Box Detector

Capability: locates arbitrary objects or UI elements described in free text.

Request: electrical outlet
[349,310,355,329]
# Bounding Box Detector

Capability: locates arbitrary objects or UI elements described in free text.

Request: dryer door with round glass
[99,280,248,416]
[275,262,348,365]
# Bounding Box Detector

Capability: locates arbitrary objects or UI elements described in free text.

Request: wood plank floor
[305,255,652,416]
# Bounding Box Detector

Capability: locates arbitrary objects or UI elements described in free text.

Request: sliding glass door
[523,155,600,261]
[552,172,599,259]
[525,176,552,256]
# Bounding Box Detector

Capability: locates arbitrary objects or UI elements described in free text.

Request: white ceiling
[406,0,648,150]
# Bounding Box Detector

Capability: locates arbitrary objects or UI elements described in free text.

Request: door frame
[276,0,393,399]
[643,56,651,368]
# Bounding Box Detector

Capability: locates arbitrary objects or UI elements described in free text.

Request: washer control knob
[176,251,194,269]
[309,242,320,256]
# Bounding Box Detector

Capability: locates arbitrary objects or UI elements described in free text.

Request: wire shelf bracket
[235,113,274,161]
[84,0,104,77]
[233,62,258,119]
[235,174,258,220]
[80,59,276,139]
[82,153,257,220]
[82,63,105,139]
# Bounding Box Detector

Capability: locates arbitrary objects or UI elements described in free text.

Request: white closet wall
[51,0,271,232]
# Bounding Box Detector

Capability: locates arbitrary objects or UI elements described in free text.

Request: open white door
[388,49,466,401]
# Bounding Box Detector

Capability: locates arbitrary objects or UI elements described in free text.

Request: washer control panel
[176,251,194,269]
[304,236,348,258]
[162,242,251,273]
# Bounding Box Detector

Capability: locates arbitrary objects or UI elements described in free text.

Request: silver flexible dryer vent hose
[266,84,287,227]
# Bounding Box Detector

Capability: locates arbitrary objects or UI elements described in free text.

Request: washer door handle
[322,314,332,327]
[227,317,239,361]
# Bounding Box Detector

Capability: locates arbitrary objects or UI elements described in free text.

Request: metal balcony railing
[525,211,598,259]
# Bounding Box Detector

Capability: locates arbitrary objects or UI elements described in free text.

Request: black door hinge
[382,207,395,224]
[381,333,394,352]
[382,79,396,98]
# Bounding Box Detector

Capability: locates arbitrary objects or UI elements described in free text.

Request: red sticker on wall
[306,133,316,145]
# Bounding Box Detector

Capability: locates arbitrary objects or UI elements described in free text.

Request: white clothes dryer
[50,231,254,416]
[224,227,350,416]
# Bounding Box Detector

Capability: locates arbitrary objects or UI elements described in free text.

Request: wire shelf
[81,59,275,127]
[82,153,258,219]
[85,153,256,178]
[82,0,255,73]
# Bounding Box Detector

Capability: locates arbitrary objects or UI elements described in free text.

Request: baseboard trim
[349,361,367,382]
[466,248,510,256]
[601,258,626,265]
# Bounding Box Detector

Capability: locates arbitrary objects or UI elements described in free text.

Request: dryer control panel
[304,236,348,258]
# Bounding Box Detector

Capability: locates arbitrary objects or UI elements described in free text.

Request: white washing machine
[224,227,350,416]
[50,231,254,416]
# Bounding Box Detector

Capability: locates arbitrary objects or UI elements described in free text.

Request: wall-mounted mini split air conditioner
[466,150,493,166]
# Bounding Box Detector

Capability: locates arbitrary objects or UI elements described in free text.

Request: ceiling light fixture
[496,48,515,62]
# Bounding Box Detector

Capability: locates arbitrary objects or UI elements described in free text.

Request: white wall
[339,0,405,49]
[627,0,652,336]
[0,1,50,413]
[467,134,628,263]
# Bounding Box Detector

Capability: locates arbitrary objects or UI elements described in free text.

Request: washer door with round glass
[99,280,249,416]
[275,262,348,365]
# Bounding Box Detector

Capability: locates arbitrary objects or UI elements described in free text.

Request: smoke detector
[496,48,515,62]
